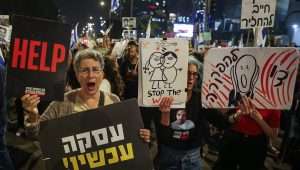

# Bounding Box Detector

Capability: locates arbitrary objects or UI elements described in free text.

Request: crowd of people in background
[0,33,300,170]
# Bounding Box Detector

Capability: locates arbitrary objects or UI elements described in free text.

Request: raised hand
[159,96,173,114]
[139,129,151,143]
[21,94,40,123]
[159,96,173,126]
[238,96,262,120]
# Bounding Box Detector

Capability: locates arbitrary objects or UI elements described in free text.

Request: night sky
[0,0,109,26]
[54,0,110,26]
[0,0,194,24]
[0,0,294,37]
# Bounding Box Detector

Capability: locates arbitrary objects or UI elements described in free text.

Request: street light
[292,24,298,30]
[100,1,105,6]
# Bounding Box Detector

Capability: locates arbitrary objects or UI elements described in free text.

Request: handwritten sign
[39,99,153,170]
[241,0,277,29]
[202,47,299,109]
[138,38,188,108]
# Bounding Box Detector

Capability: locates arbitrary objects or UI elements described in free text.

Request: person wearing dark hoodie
[0,63,15,170]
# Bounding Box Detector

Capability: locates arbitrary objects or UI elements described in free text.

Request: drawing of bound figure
[144,51,181,89]
[162,51,181,88]
[144,52,167,89]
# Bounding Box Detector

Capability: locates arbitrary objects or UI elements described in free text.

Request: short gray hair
[188,56,201,71]
[73,49,105,73]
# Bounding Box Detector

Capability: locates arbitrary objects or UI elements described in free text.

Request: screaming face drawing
[228,54,259,106]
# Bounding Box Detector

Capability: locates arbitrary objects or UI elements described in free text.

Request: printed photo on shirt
[171,110,195,141]
[171,110,195,130]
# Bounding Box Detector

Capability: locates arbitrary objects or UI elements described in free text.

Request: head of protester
[186,56,200,92]
[20,48,150,142]
[73,49,105,98]
[120,41,139,99]
[127,41,139,62]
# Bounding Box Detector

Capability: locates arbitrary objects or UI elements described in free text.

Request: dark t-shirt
[155,91,208,150]
[140,90,229,150]
[120,59,138,99]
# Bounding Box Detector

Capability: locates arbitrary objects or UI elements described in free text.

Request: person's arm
[159,96,173,126]
[21,94,62,138]
[139,129,150,143]
[239,97,279,140]
[228,110,242,124]
[250,110,278,140]
[21,94,40,124]
[21,94,41,139]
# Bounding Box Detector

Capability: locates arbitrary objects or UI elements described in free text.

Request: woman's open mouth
[86,82,96,91]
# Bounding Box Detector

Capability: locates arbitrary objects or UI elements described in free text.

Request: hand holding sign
[159,96,173,113]
[139,129,150,143]
[238,96,251,115]
[159,96,174,126]
[21,94,40,123]
[237,96,262,121]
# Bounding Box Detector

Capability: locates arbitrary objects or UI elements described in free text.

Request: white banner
[138,38,189,108]
[241,0,277,29]
[202,47,299,109]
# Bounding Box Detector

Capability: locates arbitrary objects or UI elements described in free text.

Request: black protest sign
[39,99,153,170]
[7,15,71,101]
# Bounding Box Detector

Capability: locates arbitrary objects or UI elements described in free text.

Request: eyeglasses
[78,67,102,75]
[188,71,199,79]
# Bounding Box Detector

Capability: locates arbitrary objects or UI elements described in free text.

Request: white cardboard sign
[202,47,299,109]
[241,0,277,29]
[138,38,189,108]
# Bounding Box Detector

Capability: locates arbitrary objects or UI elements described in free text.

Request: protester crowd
[0,32,300,170]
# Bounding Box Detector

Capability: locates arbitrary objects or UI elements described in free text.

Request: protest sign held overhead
[0,15,11,46]
[111,40,128,59]
[241,0,277,29]
[7,15,71,101]
[122,29,137,41]
[202,47,300,110]
[122,17,136,29]
[39,99,153,170]
[139,38,188,108]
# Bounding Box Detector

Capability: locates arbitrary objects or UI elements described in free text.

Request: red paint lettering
[10,38,66,72]
[152,97,162,104]
[11,38,28,69]
[28,40,41,70]
[40,42,50,71]
[51,44,66,72]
